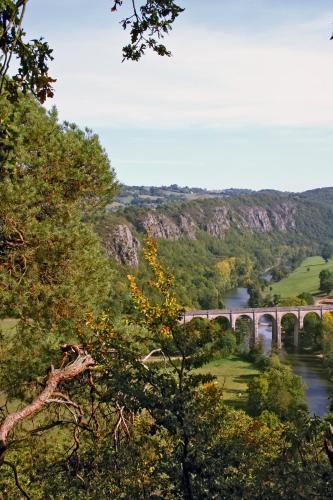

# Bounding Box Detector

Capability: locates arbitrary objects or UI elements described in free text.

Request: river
[223,287,332,416]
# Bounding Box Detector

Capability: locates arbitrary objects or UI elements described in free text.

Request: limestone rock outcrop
[268,203,296,231]
[237,203,296,232]
[104,224,140,267]
[177,214,197,240]
[204,206,231,238]
[139,213,182,240]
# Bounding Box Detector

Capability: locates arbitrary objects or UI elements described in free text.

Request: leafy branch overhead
[0,1,184,106]
[112,0,184,61]
[0,0,55,102]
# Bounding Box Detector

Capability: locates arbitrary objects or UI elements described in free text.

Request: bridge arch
[234,315,254,347]
[232,313,253,327]
[257,312,276,324]
[210,315,231,330]
[302,310,322,322]
[256,312,283,350]
[280,311,298,322]
[280,312,300,348]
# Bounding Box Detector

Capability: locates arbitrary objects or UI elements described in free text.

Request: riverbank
[283,348,332,416]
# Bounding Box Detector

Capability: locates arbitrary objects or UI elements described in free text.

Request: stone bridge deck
[182,305,333,349]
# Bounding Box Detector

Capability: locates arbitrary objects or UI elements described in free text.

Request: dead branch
[0,345,94,463]
[0,341,166,463]
[114,403,131,450]
[141,348,165,369]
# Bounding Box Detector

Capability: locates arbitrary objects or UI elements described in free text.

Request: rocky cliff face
[104,224,140,267]
[135,201,296,240]
[138,212,198,240]
[269,203,297,231]
[103,198,298,265]
[237,203,296,232]
[139,213,181,240]
[177,214,197,240]
[204,206,231,238]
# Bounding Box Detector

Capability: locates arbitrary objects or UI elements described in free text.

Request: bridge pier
[272,319,276,346]
[252,316,260,347]
[276,322,282,350]
[293,321,299,348]
[272,318,282,350]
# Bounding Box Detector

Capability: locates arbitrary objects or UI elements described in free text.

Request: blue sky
[24,0,333,191]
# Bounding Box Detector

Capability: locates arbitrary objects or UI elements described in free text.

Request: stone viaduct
[182,305,333,349]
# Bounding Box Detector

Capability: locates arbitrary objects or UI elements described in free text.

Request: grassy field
[199,355,260,409]
[269,256,333,298]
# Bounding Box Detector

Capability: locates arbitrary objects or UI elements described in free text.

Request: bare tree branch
[0,345,94,462]
[0,339,165,467]
[114,402,131,450]
[141,348,164,369]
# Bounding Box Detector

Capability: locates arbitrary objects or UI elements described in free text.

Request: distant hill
[109,184,255,210]
[300,187,333,206]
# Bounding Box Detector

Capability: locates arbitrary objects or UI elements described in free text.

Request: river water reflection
[223,287,332,416]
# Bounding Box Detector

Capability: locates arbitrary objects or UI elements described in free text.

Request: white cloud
[48,13,333,129]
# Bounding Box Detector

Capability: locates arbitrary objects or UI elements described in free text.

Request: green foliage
[0,94,117,396]
[100,216,312,313]
[321,242,333,263]
[2,239,333,498]
[319,269,333,294]
[0,0,55,103]
[248,356,306,420]
[298,291,315,304]
[322,313,333,384]
[217,329,237,357]
[248,282,264,307]
[87,239,227,498]
[112,0,184,61]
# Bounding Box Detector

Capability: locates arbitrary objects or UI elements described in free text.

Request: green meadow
[269,256,333,298]
[199,355,260,408]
